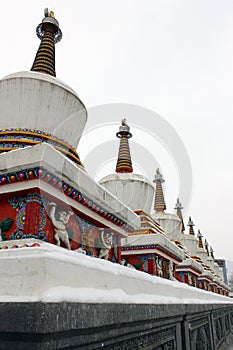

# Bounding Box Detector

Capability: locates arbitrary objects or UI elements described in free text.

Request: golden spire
[174,198,185,233]
[187,216,195,235]
[153,168,166,213]
[115,119,133,173]
[197,229,204,248]
[31,8,62,77]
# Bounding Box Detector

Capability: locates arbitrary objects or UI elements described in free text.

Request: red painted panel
[24,201,41,235]
[148,256,156,275]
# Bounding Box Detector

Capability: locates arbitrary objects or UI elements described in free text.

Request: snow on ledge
[0,239,231,304]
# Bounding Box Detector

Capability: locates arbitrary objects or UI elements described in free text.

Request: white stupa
[150,169,182,238]
[99,119,154,213]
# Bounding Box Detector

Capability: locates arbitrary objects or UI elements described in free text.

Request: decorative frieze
[0,128,82,166]
[0,166,133,232]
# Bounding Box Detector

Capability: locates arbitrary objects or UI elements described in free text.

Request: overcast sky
[1,1,233,260]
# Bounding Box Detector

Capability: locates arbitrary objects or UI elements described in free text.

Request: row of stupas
[0,9,229,297]
[99,119,229,295]
[0,10,138,262]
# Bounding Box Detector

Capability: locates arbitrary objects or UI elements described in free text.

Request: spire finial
[153,168,166,213]
[204,239,209,256]
[174,198,185,233]
[187,216,195,235]
[122,118,127,126]
[31,9,62,76]
[197,229,204,248]
[210,246,215,259]
[115,119,133,173]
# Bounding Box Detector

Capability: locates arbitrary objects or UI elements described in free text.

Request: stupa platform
[0,238,232,349]
[0,143,140,237]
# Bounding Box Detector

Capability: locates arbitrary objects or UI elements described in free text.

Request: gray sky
[1,1,233,260]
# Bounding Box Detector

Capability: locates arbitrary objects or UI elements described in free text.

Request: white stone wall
[0,239,230,303]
